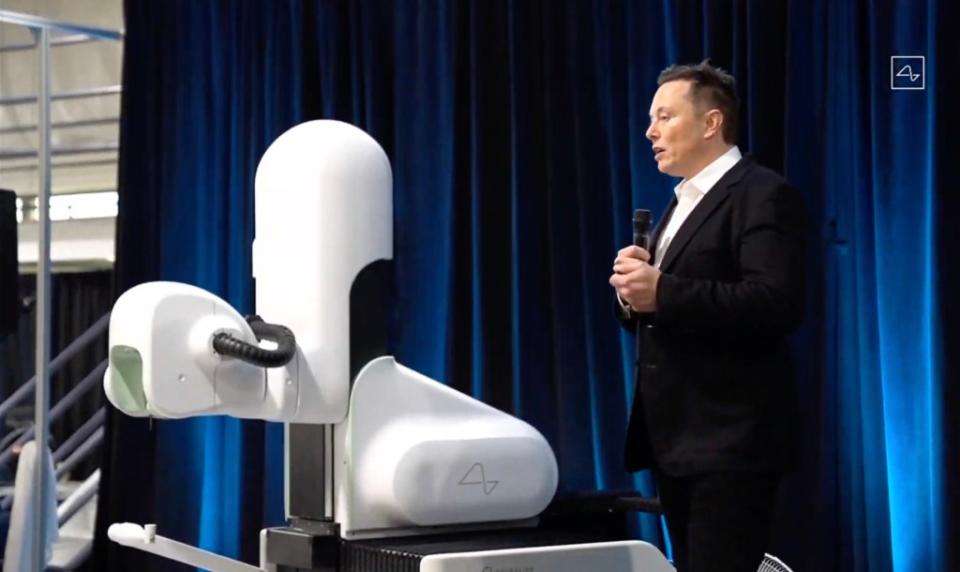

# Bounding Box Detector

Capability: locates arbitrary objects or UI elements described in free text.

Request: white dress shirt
[654,145,742,268]
[617,145,742,314]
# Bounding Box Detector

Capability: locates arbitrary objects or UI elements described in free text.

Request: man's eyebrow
[649,106,670,118]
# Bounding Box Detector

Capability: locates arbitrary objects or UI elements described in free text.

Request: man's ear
[703,109,724,140]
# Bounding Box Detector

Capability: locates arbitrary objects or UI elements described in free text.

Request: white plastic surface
[419,540,675,572]
[102,281,297,420]
[108,523,260,572]
[337,357,558,536]
[254,119,393,424]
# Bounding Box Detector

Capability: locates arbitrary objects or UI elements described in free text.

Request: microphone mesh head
[633,209,652,228]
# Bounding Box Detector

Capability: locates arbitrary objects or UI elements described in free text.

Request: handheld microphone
[633,209,652,251]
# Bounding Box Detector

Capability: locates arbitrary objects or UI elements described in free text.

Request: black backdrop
[0,191,18,336]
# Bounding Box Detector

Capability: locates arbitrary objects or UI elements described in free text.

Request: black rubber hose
[211,315,297,368]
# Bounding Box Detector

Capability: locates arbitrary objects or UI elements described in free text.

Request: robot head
[103,282,260,418]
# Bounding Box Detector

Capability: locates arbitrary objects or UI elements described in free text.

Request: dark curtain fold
[95,1,957,571]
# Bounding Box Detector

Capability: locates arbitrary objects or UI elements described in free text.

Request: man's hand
[609,245,661,313]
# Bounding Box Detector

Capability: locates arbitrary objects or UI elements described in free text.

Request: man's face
[645,80,710,179]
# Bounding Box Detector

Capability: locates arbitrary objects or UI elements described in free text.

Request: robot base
[266,526,673,572]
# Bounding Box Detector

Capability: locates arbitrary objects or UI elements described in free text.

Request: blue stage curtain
[94,1,956,571]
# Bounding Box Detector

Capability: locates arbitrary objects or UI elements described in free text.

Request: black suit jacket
[618,156,806,476]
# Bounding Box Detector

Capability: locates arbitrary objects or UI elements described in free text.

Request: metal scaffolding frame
[0,9,122,568]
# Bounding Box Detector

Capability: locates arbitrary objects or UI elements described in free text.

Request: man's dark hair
[658,60,739,144]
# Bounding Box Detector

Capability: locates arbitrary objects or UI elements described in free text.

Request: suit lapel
[657,156,754,273]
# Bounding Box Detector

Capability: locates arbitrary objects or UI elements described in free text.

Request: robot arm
[103,281,299,421]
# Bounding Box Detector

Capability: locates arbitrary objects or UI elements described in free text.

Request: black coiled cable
[211,315,297,368]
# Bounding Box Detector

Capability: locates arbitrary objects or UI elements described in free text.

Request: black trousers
[655,471,782,572]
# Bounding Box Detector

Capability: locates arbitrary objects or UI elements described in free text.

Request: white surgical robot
[102,120,674,572]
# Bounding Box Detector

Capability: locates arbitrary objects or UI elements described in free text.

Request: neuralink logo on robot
[459,463,500,495]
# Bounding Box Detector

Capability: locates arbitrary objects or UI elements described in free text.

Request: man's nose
[646,124,657,141]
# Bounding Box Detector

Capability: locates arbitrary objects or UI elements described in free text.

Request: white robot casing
[102,120,559,539]
[103,281,297,420]
[253,120,393,424]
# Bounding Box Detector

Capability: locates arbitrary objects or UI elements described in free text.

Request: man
[609,61,806,572]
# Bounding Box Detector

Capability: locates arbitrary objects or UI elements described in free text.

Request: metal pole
[33,26,52,570]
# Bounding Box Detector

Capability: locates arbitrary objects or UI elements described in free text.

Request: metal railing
[0,117,120,135]
[0,157,118,174]
[57,469,100,527]
[0,85,122,106]
[0,10,122,566]
[0,10,123,41]
[0,359,108,470]
[0,313,109,421]
[0,144,121,160]
[0,336,109,513]
[53,407,105,464]
[0,33,106,54]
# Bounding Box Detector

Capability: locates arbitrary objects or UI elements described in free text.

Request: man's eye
[659,115,670,121]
